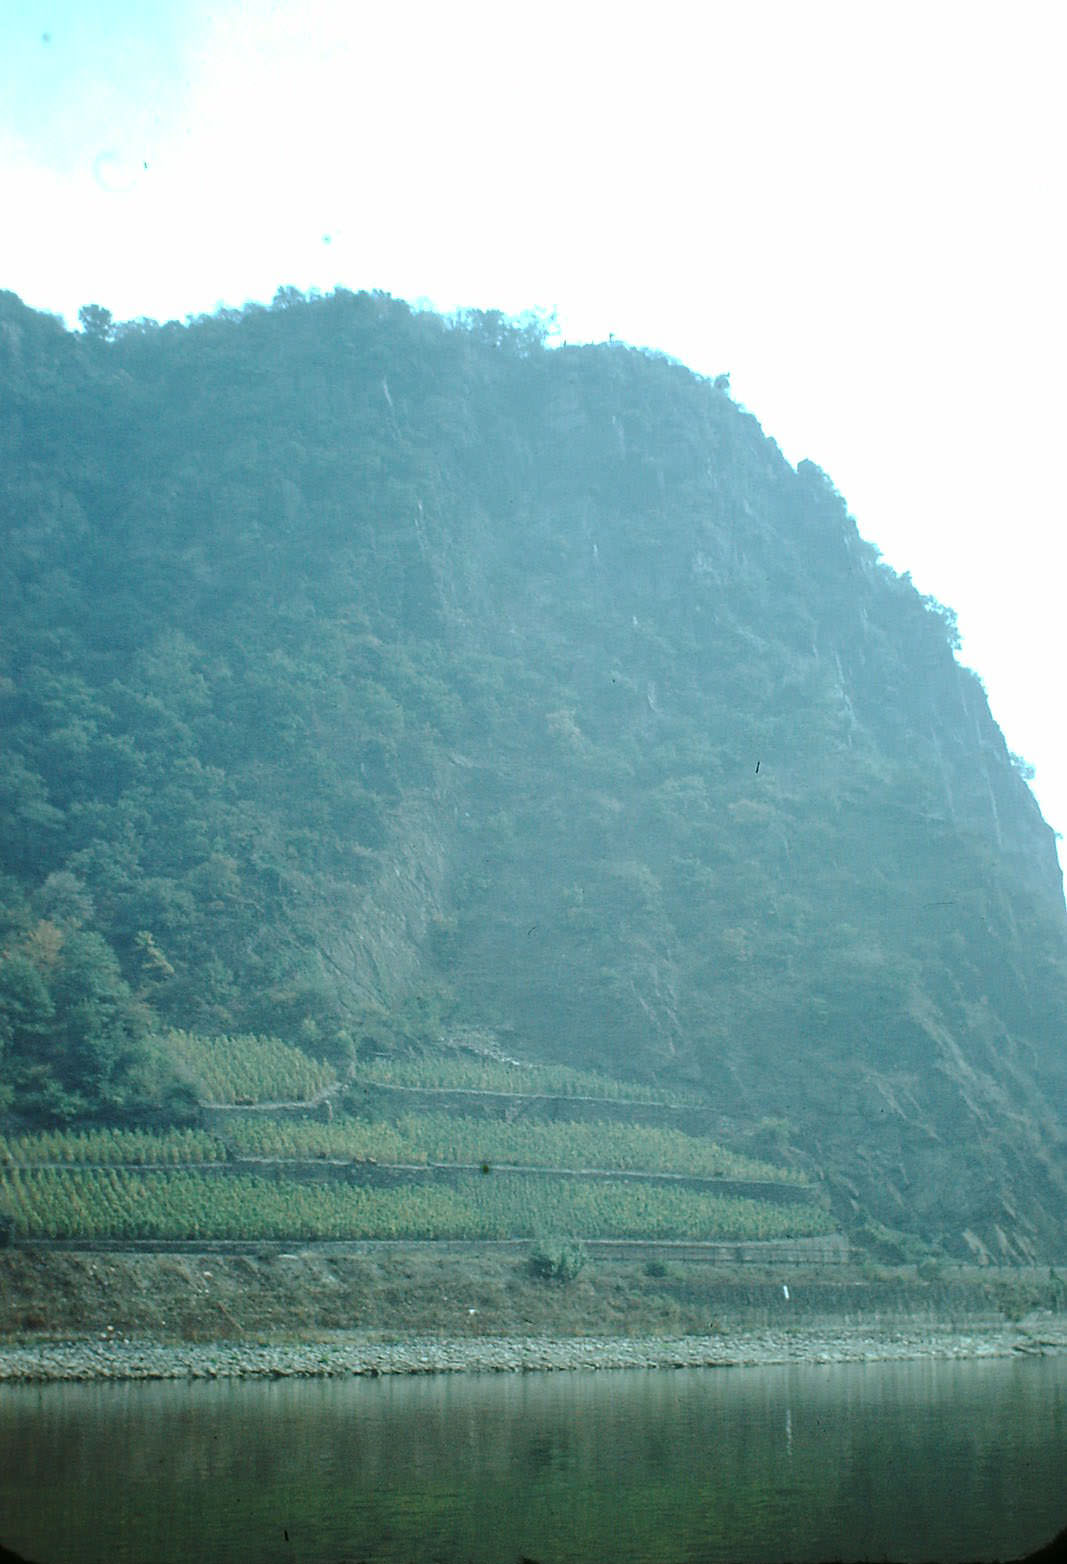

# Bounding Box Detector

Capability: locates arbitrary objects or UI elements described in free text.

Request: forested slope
[1,286,1065,1258]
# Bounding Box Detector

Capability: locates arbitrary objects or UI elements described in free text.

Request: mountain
[1,285,1064,1259]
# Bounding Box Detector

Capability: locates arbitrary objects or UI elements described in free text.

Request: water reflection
[2,1356,1065,1564]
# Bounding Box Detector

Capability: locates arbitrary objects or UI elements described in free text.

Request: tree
[0,924,153,1120]
[77,303,114,341]
[51,929,152,1105]
[0,950,54,1111]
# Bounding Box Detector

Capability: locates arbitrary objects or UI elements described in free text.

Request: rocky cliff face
[1,288,1064,1255]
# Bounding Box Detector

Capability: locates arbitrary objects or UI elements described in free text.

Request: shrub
[528,1237,586,1282]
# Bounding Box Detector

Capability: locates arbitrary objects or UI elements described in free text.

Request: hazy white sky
[3,0,1064,870]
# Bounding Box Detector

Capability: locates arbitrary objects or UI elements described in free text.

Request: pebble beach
[4,1321,1067,1383]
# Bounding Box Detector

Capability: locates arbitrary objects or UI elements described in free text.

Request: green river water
[2,1354,1065,1564]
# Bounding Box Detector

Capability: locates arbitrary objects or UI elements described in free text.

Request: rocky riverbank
[4,1320,1067,1383]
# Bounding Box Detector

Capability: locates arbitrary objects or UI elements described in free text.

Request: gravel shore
[3,1321,1067,1383]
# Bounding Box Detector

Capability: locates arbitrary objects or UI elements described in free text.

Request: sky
[2,0,1065,874]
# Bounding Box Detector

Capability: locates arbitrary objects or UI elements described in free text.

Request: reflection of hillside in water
[1,1536,1065,1564]
[1,1357,1065,1564]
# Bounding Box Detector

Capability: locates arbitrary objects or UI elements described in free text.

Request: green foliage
[77,303,114,341]
[0,1165,834,1243]
[851,1220,928,1266]
[211,1109,805,1183]
[984,1275,1051,1324]
[164,1030,336,1104]
[221,1114,410,1163]
[0,912,160,1121]
[352,1054,702,1104]
[1,284,1065,1253]
[528,1237,587,1282]
[0,1077,831,1248]
[0,1124,224,1166]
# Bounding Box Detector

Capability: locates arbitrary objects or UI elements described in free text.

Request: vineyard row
[0,1114,804,1184]
[0,1166,834,1244]
[159,1030,704,1107]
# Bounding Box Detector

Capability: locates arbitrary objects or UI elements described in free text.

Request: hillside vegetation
[1,286,1065,1260]
[0,1031,830,1247]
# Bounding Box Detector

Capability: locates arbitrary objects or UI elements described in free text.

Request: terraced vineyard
[219,1112,808,1183]
[0,1033,840,1252]
[351,1053,706,1102]
[0,1166,835,1243]
[166,1030,337,1104]
[0,1126,227,1167]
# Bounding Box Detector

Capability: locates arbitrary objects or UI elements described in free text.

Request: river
[2,1354,1065,1564]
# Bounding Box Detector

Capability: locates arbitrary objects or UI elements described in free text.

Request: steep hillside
[1,287,1064,1258]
